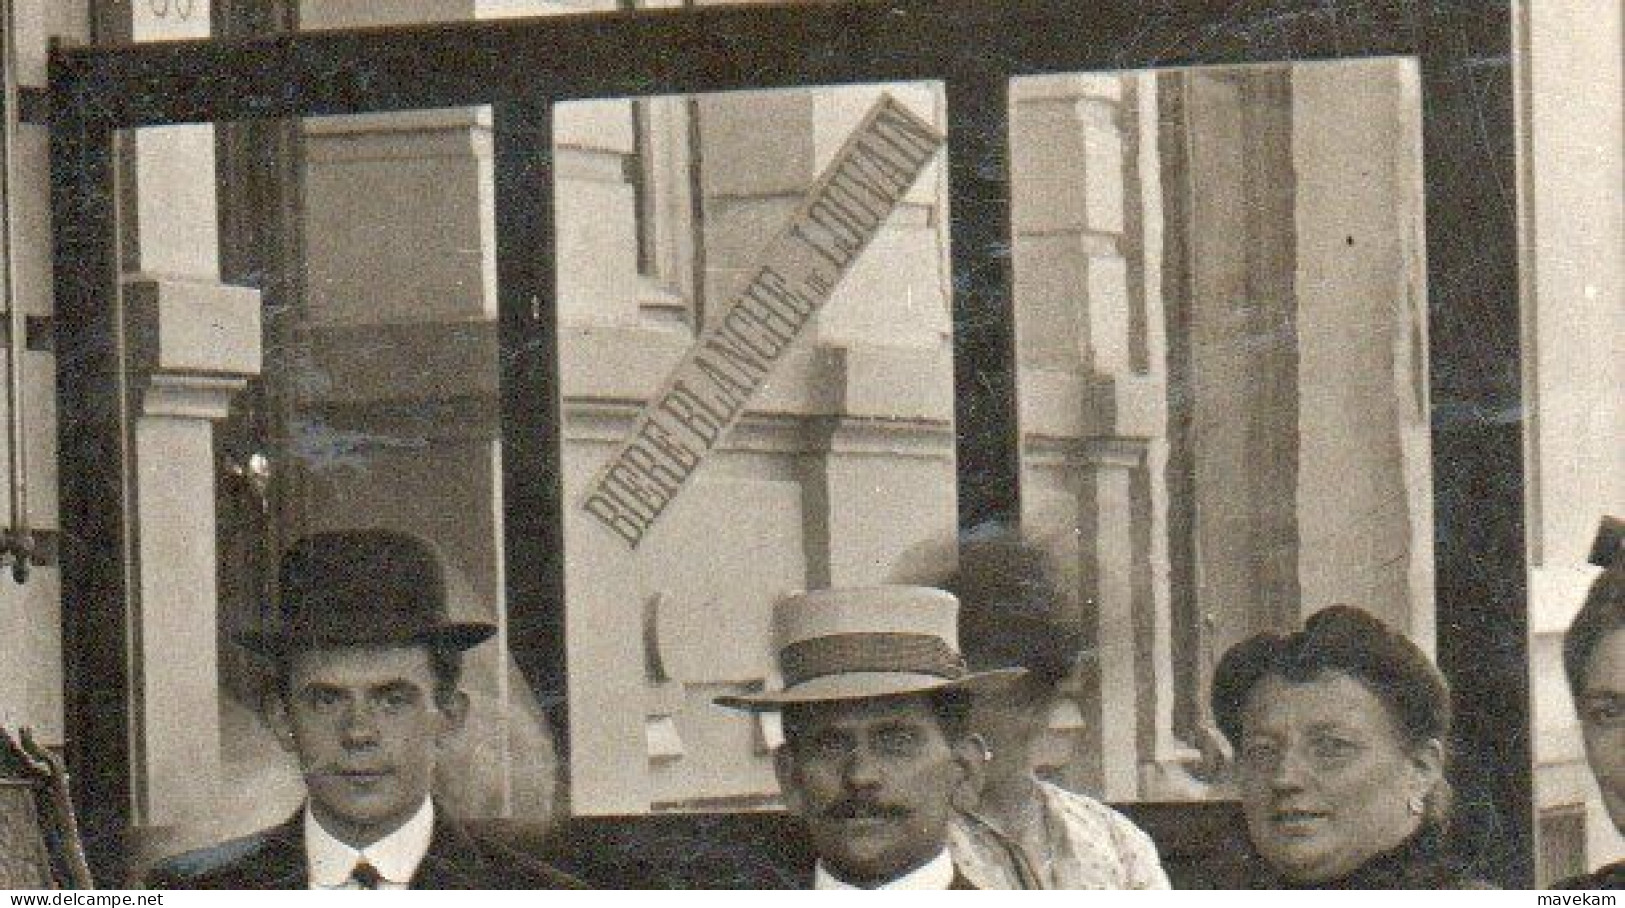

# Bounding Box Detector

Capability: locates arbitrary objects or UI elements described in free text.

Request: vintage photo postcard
[0,0,1618,893]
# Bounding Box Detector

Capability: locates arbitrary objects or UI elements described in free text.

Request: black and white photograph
[0,0,1618,892]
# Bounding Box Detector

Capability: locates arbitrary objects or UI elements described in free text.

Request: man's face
[1578,627,1625,834]
[268,645,467,849]
[774,694,980,885]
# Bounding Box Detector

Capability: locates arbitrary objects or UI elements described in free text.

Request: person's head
[240,529,496,848]
[1211,605,1451,883]
[714,586,1021,884]
[925,528,1085,787]
[776,690,984,885]
[1563,517,1625,833]
[267,642,469,849]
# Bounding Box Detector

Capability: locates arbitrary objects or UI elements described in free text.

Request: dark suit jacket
[143,810,583,890]
[1196,827,1493,890]
[1553,860,1625,890]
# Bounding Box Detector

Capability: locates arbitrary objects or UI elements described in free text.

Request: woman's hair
[916,526,1087,691]
[1211,605,1451,756]
[1563,518,1624,701]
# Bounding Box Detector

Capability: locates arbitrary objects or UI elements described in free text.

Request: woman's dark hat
[1588,516,1623,568]
[1210,604,1450,748]
[1563,516,1625,698]
[237,529,496,657]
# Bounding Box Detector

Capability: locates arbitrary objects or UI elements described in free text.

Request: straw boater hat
[714,586,1025,711]
[237,529,495,657]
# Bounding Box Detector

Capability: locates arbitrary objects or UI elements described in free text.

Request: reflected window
[1009,60,1429,801]
[557,82,956,814]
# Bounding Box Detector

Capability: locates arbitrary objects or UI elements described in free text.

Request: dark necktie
[350,860,385,890]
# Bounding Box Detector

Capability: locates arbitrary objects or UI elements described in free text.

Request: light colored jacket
[949,780,1171,889]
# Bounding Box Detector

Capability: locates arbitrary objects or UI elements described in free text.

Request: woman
[1209,605,1489,888]
[1553,517,1623,890]
[910,529,1169,889]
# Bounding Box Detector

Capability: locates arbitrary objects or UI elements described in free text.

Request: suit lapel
[411,814,486,889]
[243,814,308,890]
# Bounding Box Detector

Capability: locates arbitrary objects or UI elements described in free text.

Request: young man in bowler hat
[145,529,580,889]
[715,586,1022,889]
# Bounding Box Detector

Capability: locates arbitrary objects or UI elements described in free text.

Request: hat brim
[713,666,1026,712]
[236,621,496,658]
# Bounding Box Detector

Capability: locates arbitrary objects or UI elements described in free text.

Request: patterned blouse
[949,780,1171,890]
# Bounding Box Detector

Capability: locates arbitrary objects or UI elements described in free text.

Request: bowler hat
[237,529,495,657]
[713,585,1024,711]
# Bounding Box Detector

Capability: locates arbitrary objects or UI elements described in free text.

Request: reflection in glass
[125,106,552,854]
[1009,60,1430,806]
[555,82,956,814]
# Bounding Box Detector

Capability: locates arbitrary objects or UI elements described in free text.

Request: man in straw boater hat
[145,529,581,889]
[715,585,1024,889]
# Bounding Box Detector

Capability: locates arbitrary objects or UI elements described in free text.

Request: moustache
[822,799,909,821]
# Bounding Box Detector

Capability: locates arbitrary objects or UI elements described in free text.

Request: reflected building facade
[0,0,1617,886]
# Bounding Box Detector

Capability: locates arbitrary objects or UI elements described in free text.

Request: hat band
[780,633,967,687]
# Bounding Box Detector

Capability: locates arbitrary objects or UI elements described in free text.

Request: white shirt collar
[305,797,435,890]
[814,849,957,890]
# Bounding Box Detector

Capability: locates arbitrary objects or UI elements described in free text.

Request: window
[50,1,1529,885]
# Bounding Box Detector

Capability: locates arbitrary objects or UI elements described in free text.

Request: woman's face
[1578,627,1625,833]
[1235,671,1442,883]
[968,677,1052,787]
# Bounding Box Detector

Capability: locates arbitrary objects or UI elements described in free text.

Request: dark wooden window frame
[49,0,1526,885]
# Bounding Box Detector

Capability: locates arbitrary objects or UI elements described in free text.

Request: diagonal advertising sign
[582,93,945,549]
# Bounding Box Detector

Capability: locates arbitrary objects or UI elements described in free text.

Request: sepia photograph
[0,0,1618,893]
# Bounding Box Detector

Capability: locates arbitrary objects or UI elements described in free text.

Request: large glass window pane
[1007,59,1431,805]
[556,82,956,814]
[120,105,551,857]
